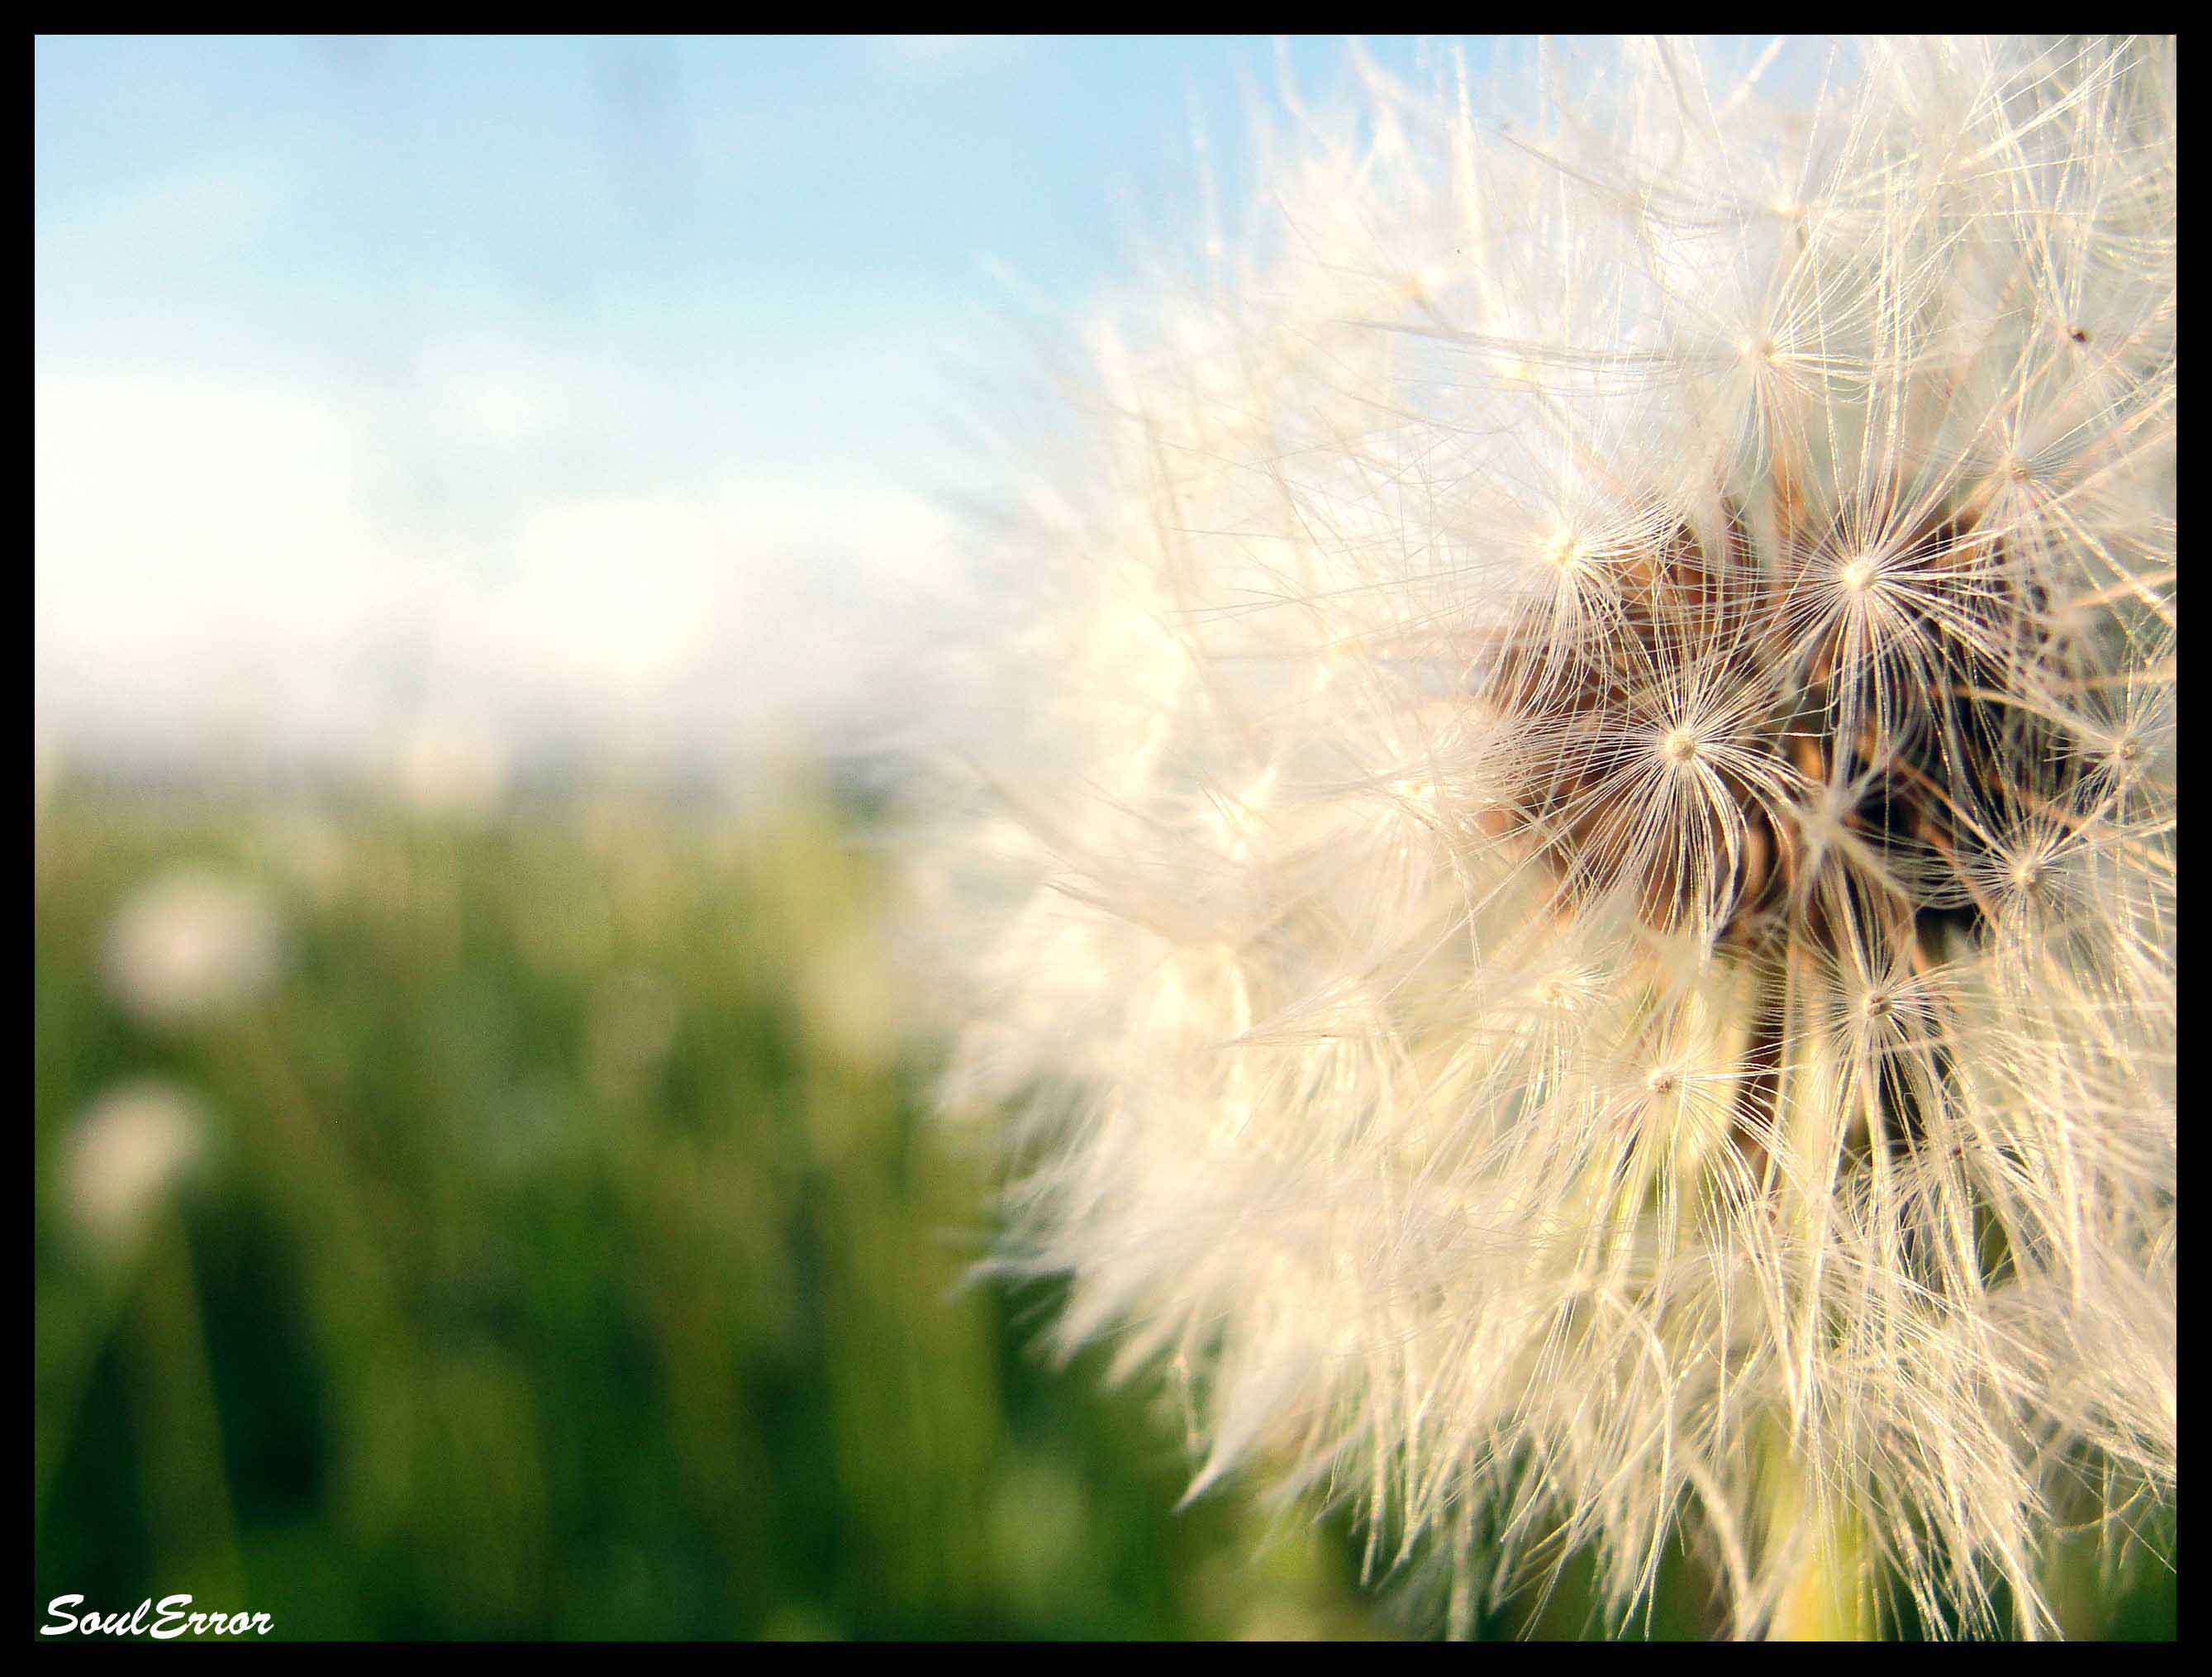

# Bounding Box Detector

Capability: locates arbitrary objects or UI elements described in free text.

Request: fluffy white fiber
[918,36,2175,1637]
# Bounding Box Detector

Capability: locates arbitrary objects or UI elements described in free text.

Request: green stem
[1762,1446,1877,1641]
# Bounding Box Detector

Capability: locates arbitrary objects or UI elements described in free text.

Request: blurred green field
[33,776,1405,1641]
[31,778,2173,1641]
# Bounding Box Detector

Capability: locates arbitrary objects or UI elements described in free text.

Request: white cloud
[474,497,730,686]
[34,367,968,773]
[411,333,598,448]
[35,374,411,662]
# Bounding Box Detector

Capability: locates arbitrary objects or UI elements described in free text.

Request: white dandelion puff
[919,35,2174,1638]
[102,868,283,1028]
[61,1080,210,1258]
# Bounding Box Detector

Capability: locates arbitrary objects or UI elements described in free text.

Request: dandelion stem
[1763,1446,1877,1641]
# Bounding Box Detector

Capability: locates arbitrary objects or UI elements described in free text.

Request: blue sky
[36,35,1452,778]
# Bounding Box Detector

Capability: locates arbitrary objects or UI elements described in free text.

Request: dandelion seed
[925,34,2175,1640]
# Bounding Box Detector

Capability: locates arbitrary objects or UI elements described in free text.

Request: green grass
[33,778,1398,1641]
[31,778,2173,1641]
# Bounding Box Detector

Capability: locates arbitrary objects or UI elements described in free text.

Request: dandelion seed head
[920,32,2176,1640]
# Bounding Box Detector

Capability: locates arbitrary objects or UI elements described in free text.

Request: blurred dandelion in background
[390,722,514,822]
[925,36,2176,1639]
[102,870,283,1028]
[63,1081,210,1259]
